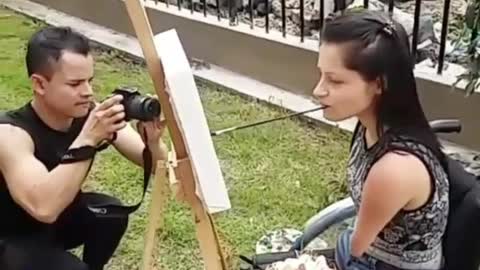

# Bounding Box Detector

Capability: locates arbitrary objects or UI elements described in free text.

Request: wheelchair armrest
[429,119,462,134]
[304,197,355,228]
[291,197,356,251]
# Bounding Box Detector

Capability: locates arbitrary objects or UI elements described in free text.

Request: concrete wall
[23,0,480,151]
[417,78,480,150]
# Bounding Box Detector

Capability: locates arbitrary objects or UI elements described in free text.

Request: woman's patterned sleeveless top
[347,124,449,270]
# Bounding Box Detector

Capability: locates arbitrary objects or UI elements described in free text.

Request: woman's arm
[350,151,432,257]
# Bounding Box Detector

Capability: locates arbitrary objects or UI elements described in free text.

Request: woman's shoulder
[371,128,449,178]
[377,129,446,169]
[366,148,445,210]
[368,150,431,190]
[371,131,449,201]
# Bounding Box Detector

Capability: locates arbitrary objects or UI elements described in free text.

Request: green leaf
[466,2,477,29]
[475,79,480,92]
[465,80,475,96]
[452,73,470,92]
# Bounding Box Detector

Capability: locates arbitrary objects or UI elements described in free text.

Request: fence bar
[178,0,182,10]
[437,0,451,74]
[265,0,270,33]
[388,0,394,15]
[190,0,194,14]
[217,0,221,20]
[411,0,421,62]
[363,0,368,9]
[471,26,478,43]
[300,0,304,42]
[320,0,324,27]
[318,0,324,46]
[282,0,286,37]
[249,0,254,28]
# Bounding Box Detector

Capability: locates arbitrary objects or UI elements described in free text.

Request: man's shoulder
[0,124,34,174]
[0,121,33,138]
[0,124,34,152]
[0,103,29,122]
[0,103,32,139]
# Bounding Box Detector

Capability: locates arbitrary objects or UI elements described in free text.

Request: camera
[112,87,161,121]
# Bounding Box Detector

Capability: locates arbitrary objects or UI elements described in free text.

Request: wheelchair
[240,119,480,270]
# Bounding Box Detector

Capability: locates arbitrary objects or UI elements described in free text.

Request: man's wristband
[60,146,97,164]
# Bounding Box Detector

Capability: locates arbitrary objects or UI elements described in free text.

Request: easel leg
[191,205,228,270]
[141,161,170,270]
[175,160,228,270]
[123,0,230,268]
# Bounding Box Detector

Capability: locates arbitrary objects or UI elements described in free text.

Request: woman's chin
[323,110,352,122]
[325,115,342,122]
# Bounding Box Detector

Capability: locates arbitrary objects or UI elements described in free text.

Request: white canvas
[153,30,231,214]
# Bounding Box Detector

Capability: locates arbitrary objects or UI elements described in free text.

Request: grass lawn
[0,7,351,270]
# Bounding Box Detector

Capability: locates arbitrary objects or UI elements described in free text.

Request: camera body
[112,87,161,122]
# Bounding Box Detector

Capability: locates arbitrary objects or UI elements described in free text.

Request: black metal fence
[145,0,462,75]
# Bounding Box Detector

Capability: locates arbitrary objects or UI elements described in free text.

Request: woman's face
[312,42,381,122]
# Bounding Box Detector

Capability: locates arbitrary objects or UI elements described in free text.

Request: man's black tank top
[0,101,89,236]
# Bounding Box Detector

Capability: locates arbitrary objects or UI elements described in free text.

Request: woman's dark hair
[321,9,446,168]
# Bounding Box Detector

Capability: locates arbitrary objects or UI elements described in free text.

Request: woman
[312,9,450,270]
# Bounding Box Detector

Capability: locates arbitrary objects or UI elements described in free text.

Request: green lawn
[0,7,350,270]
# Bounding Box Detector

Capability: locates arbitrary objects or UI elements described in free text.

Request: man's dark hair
[25,26,90,78]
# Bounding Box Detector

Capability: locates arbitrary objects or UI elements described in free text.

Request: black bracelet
[60,145,98,164]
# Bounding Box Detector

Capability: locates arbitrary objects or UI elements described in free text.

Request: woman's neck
[358,110,379,148]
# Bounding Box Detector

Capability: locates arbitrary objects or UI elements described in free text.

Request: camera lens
[120,90,161,121]
[141,98,161,121]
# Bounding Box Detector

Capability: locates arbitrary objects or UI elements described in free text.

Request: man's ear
[31,74,48,96]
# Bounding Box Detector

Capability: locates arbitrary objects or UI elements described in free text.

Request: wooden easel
[124,1,229,270]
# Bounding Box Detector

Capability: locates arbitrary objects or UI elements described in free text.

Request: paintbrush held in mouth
[210,106,327,137]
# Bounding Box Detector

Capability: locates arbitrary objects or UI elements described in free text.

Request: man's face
[33,50,94,118]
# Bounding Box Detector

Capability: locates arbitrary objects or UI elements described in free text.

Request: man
[0,26,168,270]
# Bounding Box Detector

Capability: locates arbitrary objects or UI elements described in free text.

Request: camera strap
[60,136,153,218]
[86,145,153,218]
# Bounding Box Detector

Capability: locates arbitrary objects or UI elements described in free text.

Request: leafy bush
[452,0,480,96]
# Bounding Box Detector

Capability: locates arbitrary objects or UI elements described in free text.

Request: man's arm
[0,124,94,224]
[112,123,168,173]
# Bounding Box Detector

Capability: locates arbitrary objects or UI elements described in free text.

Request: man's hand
[136,117,169,170]
[136,117,167,149]
[112,94,169,171]
[73,95,126,147]
[135,94,168,163]
[135,93,167,149]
